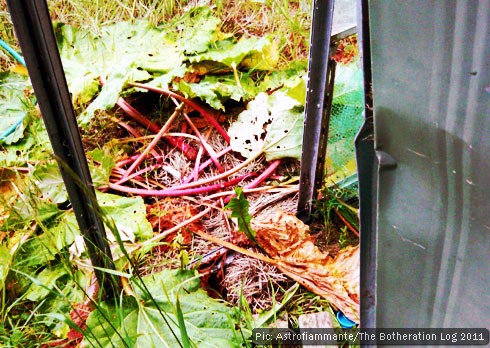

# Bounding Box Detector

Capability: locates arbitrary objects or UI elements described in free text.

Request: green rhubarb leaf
[189,36,274,70]
[179,7,222,54]
[283,73,308,105]
[21,192,152,263]
[240,38,279,70]
[228,92,304,160]
[225,187,256,244]
[0,72,34,145]
[38,212,80,259]
[22,162,150,242]
[78,59,152,125]
[177,79,225,110]
[87,148,116,186]
[0,116,52,167]
[33,163,68,204]
[20,263,89,337]
[97,192,153,242]
[176,73,258,110]
[83,269,245,347]
[259,60,308,93]
[2,197,60,234]
[25,264,68,301]
[146,65,187,89]
[56,21,182,125]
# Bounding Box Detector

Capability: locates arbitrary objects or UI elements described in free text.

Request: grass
[309,183,359,254]
[0,0,361,346]
[0,0,311,71]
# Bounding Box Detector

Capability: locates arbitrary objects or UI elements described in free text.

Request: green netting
[325,63,364,186]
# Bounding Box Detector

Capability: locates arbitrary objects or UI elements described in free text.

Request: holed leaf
[0,115,52,167]
[86,148,116,187]
[33,163,68,204]
[178,7,223,54]
[0,72,33,145]
[228,92,304,160]
[55,21,182,125]
[83,269,245,347]
[97,192,153,242]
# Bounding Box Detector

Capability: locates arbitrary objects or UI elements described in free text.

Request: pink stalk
[121,162,162,183]
[117,97,197,160]
[244,159,281,190]
[116,154,168,168]
[99,76,196,160]
[129,82,230,143]
[192,146,204,182]
[116,120,160,159]
[120,103,184,181]
[182,146,232,184]
[111,170,145,183]
[107,173,253,197]
[117,98,160,133]
[116,155,140,168]
[222,159,281,204]
[182,112,224,173]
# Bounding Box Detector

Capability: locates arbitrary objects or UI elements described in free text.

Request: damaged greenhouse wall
[367,0,489,327]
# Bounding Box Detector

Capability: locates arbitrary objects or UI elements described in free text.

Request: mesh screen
[325,63,364,186]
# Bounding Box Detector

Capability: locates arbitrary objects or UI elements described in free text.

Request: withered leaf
[253,210,359,323]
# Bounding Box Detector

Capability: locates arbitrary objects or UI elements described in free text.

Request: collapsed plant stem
[116,97,198,160]
[192,226,277,265]
[182,146,232,184]
[119,103,184,182]
[192,145,204,182]
[114,118,160,159]
[172,152,262,191]
[223,159,281,204]
[134,207,213,252]
[244,160,281,190]
[107,173,254,197]
[129,82,230,143]
[205,185,298,201]
[182,110,224,173]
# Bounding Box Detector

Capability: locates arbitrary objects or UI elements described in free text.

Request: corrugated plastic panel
[367,0,489,327]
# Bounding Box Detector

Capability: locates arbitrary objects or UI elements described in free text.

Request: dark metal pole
[6,0,119,299]
[297,0,336,219]
[356,0,377,330]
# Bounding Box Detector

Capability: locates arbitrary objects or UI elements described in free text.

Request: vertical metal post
[6,0,119,298]
[355,0,377,330]
[297,0,336,219]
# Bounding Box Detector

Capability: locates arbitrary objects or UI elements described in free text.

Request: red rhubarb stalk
[100,76,196,160]
[192,146,204,182]
[182,112,224,173]
[244,159,281,190]
[182,146,232,183]
[222,159,281,204]
[129,82,230,143]
[115,119,160,159]
[117,97,197,160]
[108,173,253,197]
[120,103,184,181]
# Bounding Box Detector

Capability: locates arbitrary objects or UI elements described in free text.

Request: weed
[285,288,334,328]
[312,183,359,250]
